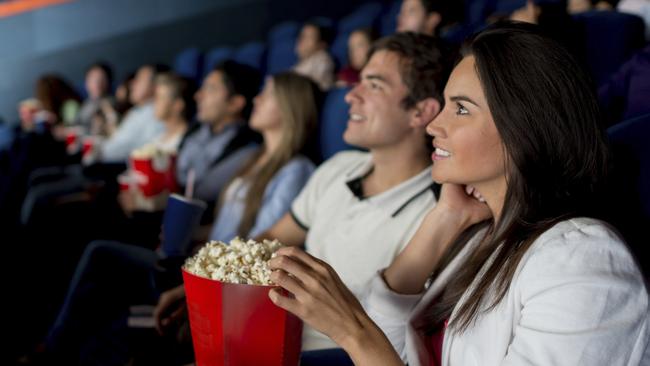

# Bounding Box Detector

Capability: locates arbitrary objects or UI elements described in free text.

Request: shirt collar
[343,154,437,217]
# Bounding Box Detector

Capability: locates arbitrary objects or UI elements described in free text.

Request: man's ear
[173,99,185,117]
[410,98,440,128]
[228,94,246,115]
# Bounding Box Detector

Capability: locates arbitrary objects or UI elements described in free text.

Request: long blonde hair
[222,72,321,237]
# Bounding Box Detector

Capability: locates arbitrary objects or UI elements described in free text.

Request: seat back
[319,87,360,160]
[266,38,297,75]
[233,42,267,73]
[173,47,203,83]
[202,46,234,79]
[607,112,650,275]
[574,10,646,85]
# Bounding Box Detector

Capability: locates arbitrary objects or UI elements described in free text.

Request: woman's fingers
[270,247,333,287]
[270,267,307,298]
[268,287,300,314]
[274,246,328,275]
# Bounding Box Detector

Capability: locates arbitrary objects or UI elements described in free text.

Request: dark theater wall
[0,0,373,123]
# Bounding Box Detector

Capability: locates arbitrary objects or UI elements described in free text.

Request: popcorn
[131,143,166,159]
[183,237,283,285]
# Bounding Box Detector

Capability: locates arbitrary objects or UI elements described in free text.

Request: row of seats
[176,8,645,91]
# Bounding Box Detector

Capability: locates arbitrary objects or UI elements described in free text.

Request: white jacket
[365,218,650,366]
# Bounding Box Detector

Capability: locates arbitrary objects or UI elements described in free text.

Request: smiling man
[256,32,453,352]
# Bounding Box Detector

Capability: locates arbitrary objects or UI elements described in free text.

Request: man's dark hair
[367,32,455,109]
[212,60,262,119]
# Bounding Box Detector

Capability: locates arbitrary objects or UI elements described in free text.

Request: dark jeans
[300,348,354,366]
[45,240,163,365]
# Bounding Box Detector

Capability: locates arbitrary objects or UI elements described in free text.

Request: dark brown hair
[35,74,81,122]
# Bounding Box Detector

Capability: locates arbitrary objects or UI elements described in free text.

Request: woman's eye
[456,103,469,115]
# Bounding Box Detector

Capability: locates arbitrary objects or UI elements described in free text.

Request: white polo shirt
[290,151,438,350]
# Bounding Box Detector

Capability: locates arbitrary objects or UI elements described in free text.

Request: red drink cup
[82,137,95,157]
[65,131,77,148]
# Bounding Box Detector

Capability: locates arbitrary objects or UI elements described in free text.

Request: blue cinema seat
[173,47,203,83]
[606,112,650,276]
[266,38,297,75]
[268,21,300,44]
[202,46,233,79]
[233,41,267,73]
[319,87,361,161]
[574,10,646,85]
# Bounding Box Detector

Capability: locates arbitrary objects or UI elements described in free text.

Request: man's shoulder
[315,150,369,176]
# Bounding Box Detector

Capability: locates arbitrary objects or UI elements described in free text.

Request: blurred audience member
[397,0,465,36]
[568,0,620,12]
[336,28,378,87]
[35,74,81,126]
[150,73,195,152]
[75,62,114,131]
[114,71,135,116]
[118,73,196,214]
[293,19,335,90]
[94,64,168,163]
[175,60,262,215]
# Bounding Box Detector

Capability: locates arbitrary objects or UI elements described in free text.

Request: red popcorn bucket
[131,157,163,196]
[182,269,302,366]
[131,154,176,197]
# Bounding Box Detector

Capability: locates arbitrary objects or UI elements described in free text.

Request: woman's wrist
[428,203,476,235]
[338,320,404,366]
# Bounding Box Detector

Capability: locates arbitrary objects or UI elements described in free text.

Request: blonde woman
[210,71,321,241]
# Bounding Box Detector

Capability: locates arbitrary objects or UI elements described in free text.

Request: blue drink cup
[161,193,207,257]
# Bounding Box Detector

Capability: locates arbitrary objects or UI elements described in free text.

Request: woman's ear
[411,98,441,128]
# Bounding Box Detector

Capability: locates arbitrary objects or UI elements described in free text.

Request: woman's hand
[435,184,493,230]
[383,184,492,294]
[268,247,369,346]
[268,247,403,365]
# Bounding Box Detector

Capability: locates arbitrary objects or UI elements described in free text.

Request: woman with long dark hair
[268,22,649,365]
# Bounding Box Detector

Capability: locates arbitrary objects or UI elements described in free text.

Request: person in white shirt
[147,73,195,153]
[267,21,650,366]
[293,20,335,90]
[97,64,168,163]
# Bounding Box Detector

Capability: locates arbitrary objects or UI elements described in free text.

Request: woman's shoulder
[532,217,624,251]
[519,217,643,280]
[270,155,316,183]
